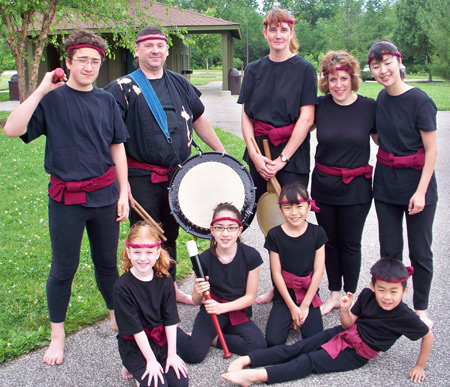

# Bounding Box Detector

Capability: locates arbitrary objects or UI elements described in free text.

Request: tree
[422,0,450,79]
[0,0,161,101]
[394,0,434,81]
[191,34,221,72]
[179,0,267,65]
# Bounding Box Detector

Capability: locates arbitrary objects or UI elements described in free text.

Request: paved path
[1,87,449,386]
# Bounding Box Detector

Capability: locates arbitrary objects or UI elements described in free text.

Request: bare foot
[416,310,434,329]
[227,355,251,372]
[109,309,118,332]
[221,369,267,387]
[43,323,65,366]
[174,283,195,305]
[256,288,274,305]
[121,365,134,380]
[320,291,341,316]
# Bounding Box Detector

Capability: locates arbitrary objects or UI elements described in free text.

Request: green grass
[190,70,223,86]
[350,80,450,111]
[0,126,245,362]
[0,73,12,91]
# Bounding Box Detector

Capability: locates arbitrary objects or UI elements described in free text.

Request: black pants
[375,200,436,310]
[117,336,189,387]
[249,326,368,384]
[315,201,371,293]
[129,175,179,280]
[177,307,267,364]
[265,302,323,347]
[249,163,309,202]
[47,199,119,323]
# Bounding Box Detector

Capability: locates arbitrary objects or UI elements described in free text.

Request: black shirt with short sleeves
[104,69,205,174]
[265,223,327,302]
[312,94,376,205]
[22,84,129,207]
[351,288,429,352]
[113,271,179,338]
[238,55,318,174]
[374,88,438,205]
[200,242,263,305]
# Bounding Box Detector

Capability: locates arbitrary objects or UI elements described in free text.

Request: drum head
[169,152,256,239]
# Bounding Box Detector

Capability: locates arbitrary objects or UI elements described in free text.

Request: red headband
[264,18,295,25]
[323,66,352,76]
[210,217,243,227]
[126,239,161,249]
[278,199,320,213]
[67,44,105,58]
[136,35,168,44]
[372,266,414,283]
[367,50,402,64]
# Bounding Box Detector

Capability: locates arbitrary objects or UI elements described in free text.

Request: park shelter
[31,1,241,90]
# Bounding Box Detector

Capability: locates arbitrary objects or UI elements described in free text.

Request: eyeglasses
[212,225,240,233]
[71,57,102,68]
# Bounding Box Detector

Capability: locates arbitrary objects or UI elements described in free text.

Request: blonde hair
[318,50,361,94]
[120,221,171,277]
[264,8,299,54]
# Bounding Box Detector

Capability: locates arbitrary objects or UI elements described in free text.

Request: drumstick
[262,139,282,196]
[133,200,167,242]
[52,68,65,83]
[250,137,282,196]
[186,240,232,359]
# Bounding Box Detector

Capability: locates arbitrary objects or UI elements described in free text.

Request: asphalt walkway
[0,86,449,386]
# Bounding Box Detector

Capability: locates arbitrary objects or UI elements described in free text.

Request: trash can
[181,69,193,81]
[228,68,241,95]
[9,74,19,101]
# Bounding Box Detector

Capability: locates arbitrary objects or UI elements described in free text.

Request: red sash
[253,120,295,147]
[315,161,373,184]
[281,270,323,307]
[210,293,249,326]
[376,147,425,171]
[48,166,115,205]
[321,323,379,360]
[127,156,173,183]
[123,325,167,347]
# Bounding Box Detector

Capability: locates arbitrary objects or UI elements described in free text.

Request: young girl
[113,221,188,387]
[367,40,438,328]
[264,182,326,347]
[177,203,267,363]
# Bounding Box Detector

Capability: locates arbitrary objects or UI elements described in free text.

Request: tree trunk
[206,57,209,73]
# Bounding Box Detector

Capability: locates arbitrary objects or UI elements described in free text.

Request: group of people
[4,6,437,387]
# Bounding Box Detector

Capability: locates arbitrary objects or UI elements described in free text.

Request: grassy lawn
[190,70,223,86]
[351,80,450,111]
[0,126,245,362]
[0,73,13,91]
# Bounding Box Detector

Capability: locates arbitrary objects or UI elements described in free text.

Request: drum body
[168,152,256,239]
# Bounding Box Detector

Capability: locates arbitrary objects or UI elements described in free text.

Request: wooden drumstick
[133,200,167,242]
[250,137,282,196]
[186,240,232,359]
[262,139,282,196]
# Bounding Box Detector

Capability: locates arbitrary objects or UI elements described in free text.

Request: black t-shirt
[200,242,263,304]
[104,69,205,173]
[113,271,179,338]
[238,55,318,174]
[265,223,327,302]
[351,288,429,352]
[23,84,129,207]
[374,88,438,205]
[312,94,376,205]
